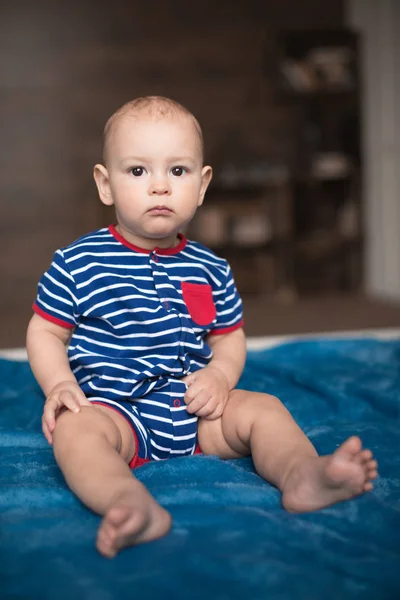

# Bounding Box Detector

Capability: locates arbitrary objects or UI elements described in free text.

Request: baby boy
[26,96,378,558]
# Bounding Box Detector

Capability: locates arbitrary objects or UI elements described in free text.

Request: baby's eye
[171,166,187,177]
[130,167,146,177]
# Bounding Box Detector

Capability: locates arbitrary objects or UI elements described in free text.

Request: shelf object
[279,29,358,95]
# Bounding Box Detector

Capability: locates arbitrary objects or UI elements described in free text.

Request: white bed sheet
[1,327,399,361]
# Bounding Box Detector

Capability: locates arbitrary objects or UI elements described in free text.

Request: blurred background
[1,0,400,347]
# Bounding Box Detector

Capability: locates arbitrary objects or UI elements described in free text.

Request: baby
[26,96,378,559]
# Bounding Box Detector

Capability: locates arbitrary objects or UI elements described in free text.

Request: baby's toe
[360,449,373,462]
[106,506,126,526]
[343,436,363,458]
[98,524,114,546]
[97,533,116,558]
[367,459,378,470]
[98,519,116,541]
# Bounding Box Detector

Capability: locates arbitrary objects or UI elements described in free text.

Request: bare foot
[281,436,378,513]
[96,491,172,558]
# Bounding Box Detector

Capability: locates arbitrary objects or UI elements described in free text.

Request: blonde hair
[102,96,204,164]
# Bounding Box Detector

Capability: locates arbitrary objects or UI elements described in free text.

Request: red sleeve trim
[208,319,244,336]
[33,303,75,329]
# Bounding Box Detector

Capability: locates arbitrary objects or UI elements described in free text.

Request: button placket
[150,255,186,374]
[151,256,175,314]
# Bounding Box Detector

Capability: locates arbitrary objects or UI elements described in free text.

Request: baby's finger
[195,398,219,418]
[42,416,53,445]
[77,391,92,407]
[184,382,203,404]
[186,390,211,414]
[59,390,81,413]
[182,373,196,387]
[43,401,57,433]
[203,403,224,421]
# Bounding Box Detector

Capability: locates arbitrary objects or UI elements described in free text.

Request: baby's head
[94,96,212,250]
[102,96,204,167]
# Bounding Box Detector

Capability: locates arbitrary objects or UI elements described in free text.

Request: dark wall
[0,0,344,346]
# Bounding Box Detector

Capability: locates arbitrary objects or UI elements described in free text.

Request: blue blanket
[1,339,400,599]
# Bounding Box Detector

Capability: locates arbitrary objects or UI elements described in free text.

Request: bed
[1,329,400,599]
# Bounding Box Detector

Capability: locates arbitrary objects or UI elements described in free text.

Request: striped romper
[34,225,244,468]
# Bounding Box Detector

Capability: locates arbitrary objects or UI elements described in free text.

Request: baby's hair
[102,96,204,164]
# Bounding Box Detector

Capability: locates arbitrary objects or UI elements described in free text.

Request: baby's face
[101,115,211,249]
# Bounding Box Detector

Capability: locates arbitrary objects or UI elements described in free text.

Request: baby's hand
[183,366,230,420]
[42,380,91,445]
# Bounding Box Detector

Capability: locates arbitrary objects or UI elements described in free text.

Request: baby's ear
[93,164,113,206]
[198,165,213,205]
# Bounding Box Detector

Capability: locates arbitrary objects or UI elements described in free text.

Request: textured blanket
[1,339,400,599]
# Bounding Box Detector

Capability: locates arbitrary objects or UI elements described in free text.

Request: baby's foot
[96,492,172,558]
[281,436,378,513]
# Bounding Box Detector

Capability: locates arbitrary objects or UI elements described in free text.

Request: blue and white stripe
[33,225,243,459]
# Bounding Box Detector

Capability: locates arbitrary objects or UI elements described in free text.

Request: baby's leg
[52,405,171,557]
[198,391,378,512]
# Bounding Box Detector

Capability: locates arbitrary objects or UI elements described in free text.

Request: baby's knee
[249,391,287,415]
[255,391,283,408]
[228,389,281,411]
[225,390,288,426]
[53,405,120,449]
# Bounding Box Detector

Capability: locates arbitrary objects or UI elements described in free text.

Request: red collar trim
[108,225,187,255]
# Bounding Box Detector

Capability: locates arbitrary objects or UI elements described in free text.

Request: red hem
[208,319,244,336]
[33,303,75,329]
[132,456,151,469]
[108,224,187,255]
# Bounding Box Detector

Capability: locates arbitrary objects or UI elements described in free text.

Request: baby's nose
[149,177,171,195]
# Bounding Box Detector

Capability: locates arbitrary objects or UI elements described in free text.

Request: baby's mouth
[147,206,173,215]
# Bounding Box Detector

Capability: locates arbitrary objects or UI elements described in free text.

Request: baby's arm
[26,313,91,443]
[183,328,246,420]
[206,327,246,389]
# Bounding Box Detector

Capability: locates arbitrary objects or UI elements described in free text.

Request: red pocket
[181,282,216,326]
